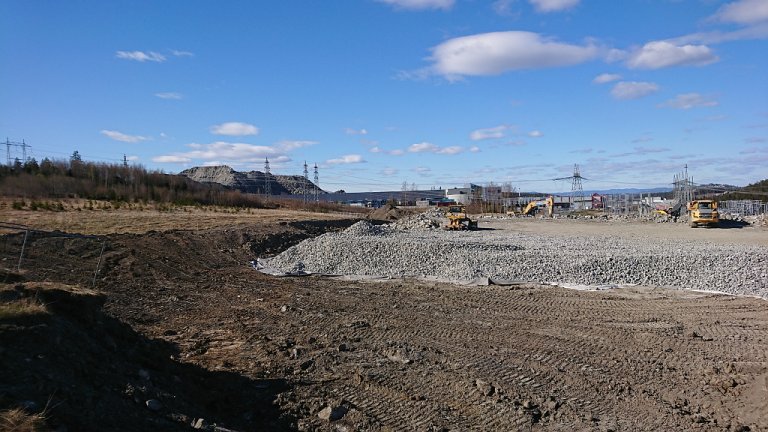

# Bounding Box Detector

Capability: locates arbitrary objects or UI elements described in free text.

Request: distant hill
[180,165,325,196]
[718,179,768,201]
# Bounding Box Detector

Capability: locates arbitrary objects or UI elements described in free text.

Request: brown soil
[1,211,767,431]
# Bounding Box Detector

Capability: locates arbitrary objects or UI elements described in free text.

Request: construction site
[1,157,767,431]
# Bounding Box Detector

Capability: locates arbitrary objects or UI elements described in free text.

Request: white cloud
[529,0,580,13]
[327,154,365,165]
[126,155,140,161]
[101,130,149,143]
[115,50,166,62]
[413,166,432,176]
[492,0,517,16]
[408,142,464,155]
[381,167,399,176]
[178,142,280,162]
[610,81,660,100]
[469,146,481,153]
[528,130,543,138]
[344,128,368,135]
[276,140,317,151]
[626,41,718,69]
[593,73,622,84]
[437,146,463,155]
[611,146,670,158]
[376,0,454,10]
[631,136,654,144]
[370,146,407,156]
[155,92,183,100]
[152,155,192,163]
[171,50,194,57]
[712,0,768,24]
[428,31,598,78]
[659,93,719,110]
[209,122,259,136]
[470,125,510,141]
[408,142,439,153]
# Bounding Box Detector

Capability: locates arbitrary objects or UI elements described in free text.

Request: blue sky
[2,0,767,192]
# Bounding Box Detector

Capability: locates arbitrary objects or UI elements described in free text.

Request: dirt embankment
[1,215,767,431]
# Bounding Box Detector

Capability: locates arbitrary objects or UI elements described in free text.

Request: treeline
[0,156,272,208]
[719,179,768,201]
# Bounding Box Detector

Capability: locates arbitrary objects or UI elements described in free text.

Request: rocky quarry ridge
[264,213,768,298]
[180,165,324,196]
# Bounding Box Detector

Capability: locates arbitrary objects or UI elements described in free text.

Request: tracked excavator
[518,196,554,217]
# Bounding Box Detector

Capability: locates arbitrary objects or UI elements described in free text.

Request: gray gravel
[264,220,768,298]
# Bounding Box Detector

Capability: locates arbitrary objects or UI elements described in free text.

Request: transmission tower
[313,163,319,202]
[554,164,587,210]
[673,164,694,204]
[571,164,584,209]
[264,157,272,196]
[303,161,309,203]
[5,138,29,166]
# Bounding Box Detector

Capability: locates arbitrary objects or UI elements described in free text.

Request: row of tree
[719,179,768,201]
[0,154,273,208]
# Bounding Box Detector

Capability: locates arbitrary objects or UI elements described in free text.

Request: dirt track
[1,211,767,431]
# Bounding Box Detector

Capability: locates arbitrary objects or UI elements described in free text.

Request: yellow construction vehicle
[687,200,719,227]
[444,204,478,230]
[517,196,554,217]
[654,202,684,221]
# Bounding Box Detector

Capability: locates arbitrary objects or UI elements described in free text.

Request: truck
[687,200,719,228]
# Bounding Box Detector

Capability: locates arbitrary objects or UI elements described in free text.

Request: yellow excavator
[518,196,554,217]
[444,204,478,230]
[687,200,719,227]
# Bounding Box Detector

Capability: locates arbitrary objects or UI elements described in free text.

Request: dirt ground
[1,208,767,431]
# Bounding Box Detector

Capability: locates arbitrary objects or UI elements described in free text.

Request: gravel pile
[390,211,443,230]
[264,220,768,298]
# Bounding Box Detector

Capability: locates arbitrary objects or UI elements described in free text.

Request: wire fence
[0,223,107,287]
[719,200,768,217]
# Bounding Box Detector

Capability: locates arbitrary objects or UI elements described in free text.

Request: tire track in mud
[271,277,768,430]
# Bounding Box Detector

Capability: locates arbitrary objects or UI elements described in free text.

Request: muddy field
[1,209,767,431]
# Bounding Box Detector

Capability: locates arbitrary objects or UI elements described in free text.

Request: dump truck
[687,200,719,228]
[444,205,478,230]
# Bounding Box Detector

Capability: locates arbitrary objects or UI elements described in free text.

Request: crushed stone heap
[264,220,768,298]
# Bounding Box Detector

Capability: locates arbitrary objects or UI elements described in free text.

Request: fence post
[92,240,107,288]
[17,229,29,272]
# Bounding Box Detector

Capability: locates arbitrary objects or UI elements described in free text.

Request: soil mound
[369,204,402,220]
[0,282,289,431]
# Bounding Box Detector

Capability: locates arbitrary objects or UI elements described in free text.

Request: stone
[145,399,162,411]
[318,405,348,422]
[475,379,495,396]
